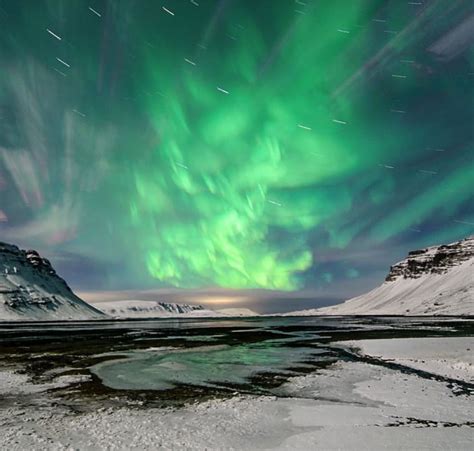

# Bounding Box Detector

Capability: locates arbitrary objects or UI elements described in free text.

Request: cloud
[0,60,117,248]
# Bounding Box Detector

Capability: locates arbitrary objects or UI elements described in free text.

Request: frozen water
[92,341,325,391]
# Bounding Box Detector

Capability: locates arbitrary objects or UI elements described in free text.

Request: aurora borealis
[0,1,473,308]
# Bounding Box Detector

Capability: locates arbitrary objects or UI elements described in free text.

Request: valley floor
[1,335,473,450]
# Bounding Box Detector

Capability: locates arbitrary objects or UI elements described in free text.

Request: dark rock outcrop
[0,242,105,320]
[385,237,474,281]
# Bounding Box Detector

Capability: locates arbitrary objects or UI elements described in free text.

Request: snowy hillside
[290,236,474,316]
[91,300,260,319]
[91,300,218,318]
[215,308,259,317]
[0,242,106,321]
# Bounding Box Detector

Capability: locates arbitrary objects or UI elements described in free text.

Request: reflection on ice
[92,342,325,391]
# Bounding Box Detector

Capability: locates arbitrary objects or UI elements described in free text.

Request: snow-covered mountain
[215,308,259,317]
[91,300,260,319]
[0,242,105,321]
[289,236,474,316]
[91,300,217,318]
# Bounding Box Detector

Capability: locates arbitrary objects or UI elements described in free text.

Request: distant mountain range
[1,236,472,321]
[288,236,474,316]
[0,241,258,321]
[90,300,213,318]
[90,300,258,319]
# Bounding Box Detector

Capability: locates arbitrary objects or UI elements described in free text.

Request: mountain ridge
[91,300,215,318]
[0,242,105,321]
[287,236,474,316]
[91,300,260,318]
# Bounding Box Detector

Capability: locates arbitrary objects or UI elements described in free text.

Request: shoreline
[0,318,473,449]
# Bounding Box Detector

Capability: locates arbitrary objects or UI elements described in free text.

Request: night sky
[0,0,473,312]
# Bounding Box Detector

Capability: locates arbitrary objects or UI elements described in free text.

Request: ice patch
[92,343,324,391]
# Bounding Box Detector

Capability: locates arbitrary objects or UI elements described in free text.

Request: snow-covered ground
[339,337,474,383]
[0,336,473,450]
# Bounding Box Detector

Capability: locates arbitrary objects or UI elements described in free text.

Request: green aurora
[0,0,473,294]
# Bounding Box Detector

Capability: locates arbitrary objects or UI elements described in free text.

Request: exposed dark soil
[0,316,472,409]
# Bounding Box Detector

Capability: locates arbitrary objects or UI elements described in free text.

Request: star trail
[0,0,472,297]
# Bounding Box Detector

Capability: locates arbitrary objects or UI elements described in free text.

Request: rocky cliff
[0,242,105,321]
[385,237,474,281]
